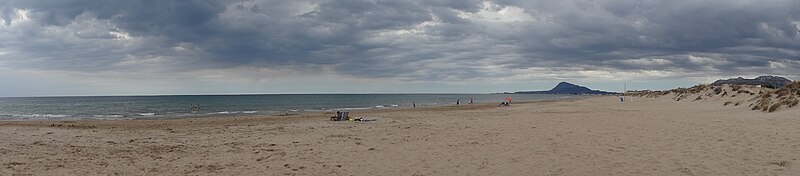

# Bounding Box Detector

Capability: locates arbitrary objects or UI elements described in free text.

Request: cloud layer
[2,0,800,95]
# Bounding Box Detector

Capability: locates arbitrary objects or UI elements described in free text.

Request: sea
[0,94,575,120]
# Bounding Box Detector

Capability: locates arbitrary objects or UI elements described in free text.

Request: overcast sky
[1,0,799,96]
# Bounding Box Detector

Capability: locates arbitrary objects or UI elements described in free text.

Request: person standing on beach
[413,102,416,108]
[470,98,473,105]
[457,99,460,105]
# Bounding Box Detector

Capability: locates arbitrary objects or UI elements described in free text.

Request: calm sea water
[0,94,573,120]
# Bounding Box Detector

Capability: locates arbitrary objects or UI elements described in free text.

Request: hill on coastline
[710,76,791,88]
[513,82,619,95]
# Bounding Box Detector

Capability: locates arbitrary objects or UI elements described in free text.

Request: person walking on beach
[457,99,460,105]
[413,102,416,108]
[470,98,473,105]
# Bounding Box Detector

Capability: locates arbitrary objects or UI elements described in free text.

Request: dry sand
[2,95,800,175]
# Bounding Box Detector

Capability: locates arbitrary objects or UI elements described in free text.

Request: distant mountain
[514,82,619,95]
[710,76,791,88]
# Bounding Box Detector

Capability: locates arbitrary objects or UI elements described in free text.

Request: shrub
[782,98,799,108]
[773,81,800,98]
[731,85,742,92]
[761,91,772,99]
[785,81,800,90]
[776,90,790,98]
[768,103,782,112]
[724,101,732,106]
[760,99,771,111]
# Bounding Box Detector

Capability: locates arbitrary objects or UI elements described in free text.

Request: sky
[1,0,799,97]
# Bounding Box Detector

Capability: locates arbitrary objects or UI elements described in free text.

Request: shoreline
[0,94,580,122]
[0,96,588,124]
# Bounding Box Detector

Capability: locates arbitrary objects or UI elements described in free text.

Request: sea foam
[12,114,70,118]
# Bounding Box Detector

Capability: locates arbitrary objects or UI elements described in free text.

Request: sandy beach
[2,95,800,175]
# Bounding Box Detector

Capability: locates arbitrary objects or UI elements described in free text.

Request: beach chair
[330,111,350,121]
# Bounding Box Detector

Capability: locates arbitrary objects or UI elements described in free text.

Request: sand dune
[632,82,800,113]
[2,96,800,175]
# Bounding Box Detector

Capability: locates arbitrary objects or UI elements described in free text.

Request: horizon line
[0,92,506,98]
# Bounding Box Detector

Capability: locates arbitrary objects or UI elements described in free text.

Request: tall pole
[625,82,630,102]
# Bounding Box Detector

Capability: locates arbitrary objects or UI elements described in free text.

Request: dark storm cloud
[2,0,800,81]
